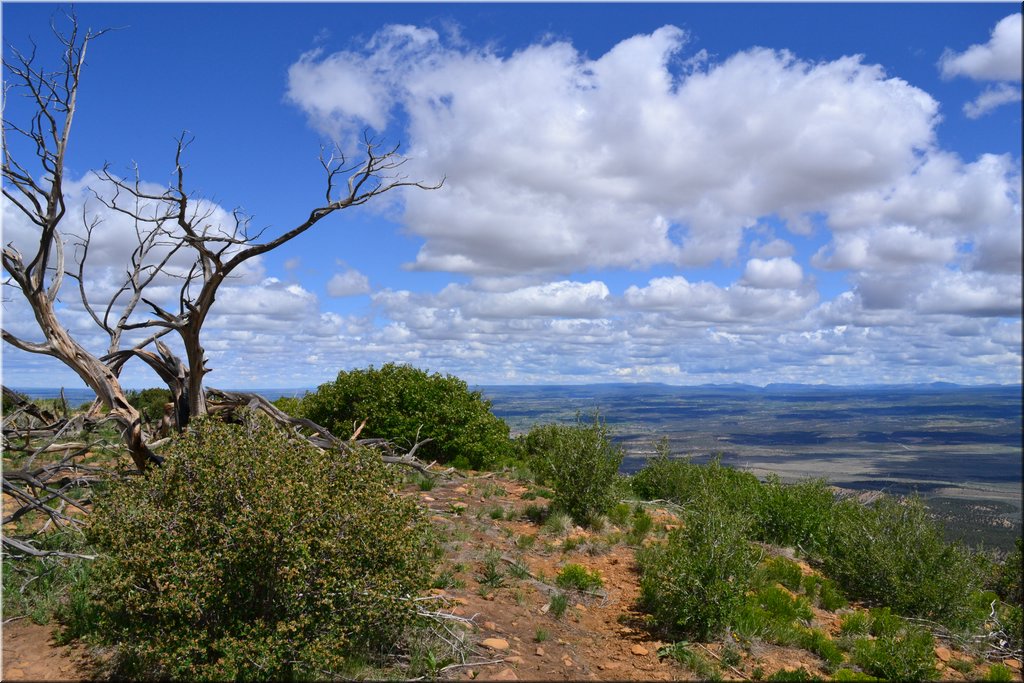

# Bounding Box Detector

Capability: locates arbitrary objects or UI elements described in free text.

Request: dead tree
[2,18,160,470]
[96,133,439,424]
[3,14,440,467]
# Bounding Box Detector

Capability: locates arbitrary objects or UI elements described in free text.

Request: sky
[1,2,1021,389]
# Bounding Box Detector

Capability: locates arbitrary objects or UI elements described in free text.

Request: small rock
[1005,659,1021,670]
[936,662,946,671]
[452,597,469,605]
[512,636,521,642]
[575,603,587,612]
[421,495,435,501]
[934,646,952,662]
[483,620,499,631]
[484,668,519,681]
[430,588,447,595]
[535,646,546,657]
[506,656,524,665]
[598,661,620,671]
[540,603,550,614]
[631,645,649,656]
[481,638,510,651]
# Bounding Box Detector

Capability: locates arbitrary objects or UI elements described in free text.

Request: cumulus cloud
[326,269,371,297]
[940,14,1022,119]
[940,13,1022,82]
[963,83,1023,119]
[742,257,804,289]
[289,25,939,276]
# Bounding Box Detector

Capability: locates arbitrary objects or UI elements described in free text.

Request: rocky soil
[3,469,1022,681]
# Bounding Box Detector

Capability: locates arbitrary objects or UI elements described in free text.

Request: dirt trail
[2,620,93,681]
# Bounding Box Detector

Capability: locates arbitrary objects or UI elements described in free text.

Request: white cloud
[940,13,1023,82]
[289,25,939,276]
[963,83,1023,119]
[742,257,804,289]
[326,269,371,297]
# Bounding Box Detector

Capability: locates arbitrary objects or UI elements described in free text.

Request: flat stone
[481,638,510,651]
[484,668,519,681]
[535,647,546,657]
[598,661,620,671]
[1005,659,1021,670]
[421,495,435,501]
[505,656,524,665]
[631,645,649,656]
[483,621,499,631]
[934,646,952,662]
[575,603,587,612]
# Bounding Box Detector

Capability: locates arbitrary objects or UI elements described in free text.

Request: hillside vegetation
[2,369,1022,681]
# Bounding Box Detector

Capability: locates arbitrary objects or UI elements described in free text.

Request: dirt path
[2,620,94,681]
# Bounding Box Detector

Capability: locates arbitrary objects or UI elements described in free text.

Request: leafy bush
[838,611,871,637]
[819,495,983,629]
[555,563,603,591]
[995,537,1023,606]
[300,363,513,470]
[125,387,173,424]
[851,622,937,681]
[638,498,757,641]
[521,416,624,526]
[548,592,569,619]
[755,475,835,551]
[758,555,804,592]
[88,416,437,680]
[795,627,844,669]
[632,450,761,518]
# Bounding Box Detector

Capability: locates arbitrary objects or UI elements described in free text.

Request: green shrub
[766,667,820,681]
[299,363,513,469]
[87,416,436,680]
[657,642,718,678]
[270,394,304,417]
[851,622,938,681]
[628,509,654,544]
[838,611,871,637]
[632,450,762,518]
[522,416,624,526]
[984,663,1015,682]
[125,387,173,424]
[795,627,843,669]
[995,537,1023,606]
[548,592,569,619]
[608,502,631,526]
[755,475,835,552]
[820,495,983,629]
[733,585,811,645]
[758,555,804,592]
[830,669,880,681]
[638,498,757,641]
[555,563,603,591]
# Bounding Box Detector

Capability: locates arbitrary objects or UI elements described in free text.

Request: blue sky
[2,2,1021,389]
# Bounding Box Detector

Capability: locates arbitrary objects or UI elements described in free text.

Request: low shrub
[638,497,757,641]
[820,495,983,629]
[521,416,624,526]
[851,622,937,681]
[548,592,569,619]
[755,475,835,552]
[125,387,173,425]
[88,416,437,680]
[758,555,804,592]
[299,363,513,470]
[555,563,603,591]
